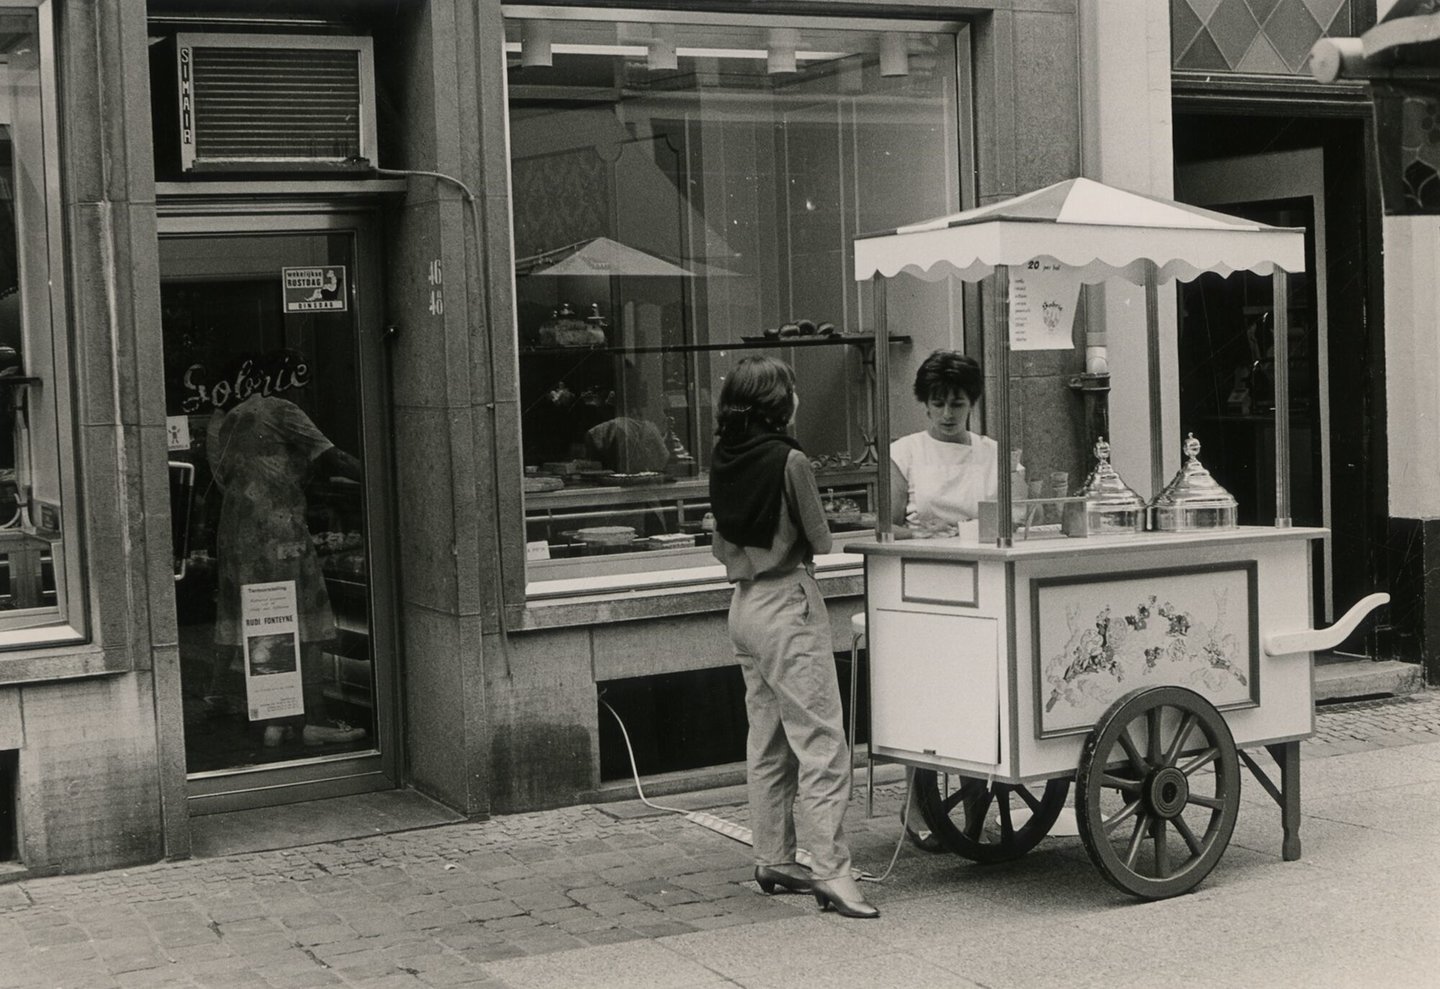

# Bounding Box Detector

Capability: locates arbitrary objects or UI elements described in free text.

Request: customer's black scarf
[710,428,803,548]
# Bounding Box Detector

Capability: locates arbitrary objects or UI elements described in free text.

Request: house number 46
[428,259,444,315]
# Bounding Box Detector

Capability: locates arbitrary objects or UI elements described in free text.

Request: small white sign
[1009,262,1081,351]
[526,539,551,562]
[283,266,348,313]
[165,415,192,452]
[241,580,305,721]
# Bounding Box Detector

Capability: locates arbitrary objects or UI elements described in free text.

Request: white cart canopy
[853,177,1305,285]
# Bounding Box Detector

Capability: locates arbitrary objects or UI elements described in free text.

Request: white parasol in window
[853,176,1307,545]
[518,237,695,277]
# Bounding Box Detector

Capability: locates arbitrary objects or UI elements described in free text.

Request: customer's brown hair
[715,355,795,440]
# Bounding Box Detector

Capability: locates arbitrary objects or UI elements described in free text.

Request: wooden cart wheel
[913,769,1070,864]
[1076,686,1240,900]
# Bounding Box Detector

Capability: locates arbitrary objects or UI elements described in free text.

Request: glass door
[1176,149,1331,623]
[160,210,396,813]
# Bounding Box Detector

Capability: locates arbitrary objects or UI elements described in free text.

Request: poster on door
[282,266,348,313]
[242,580,305,721]
[1008,261,1081,351]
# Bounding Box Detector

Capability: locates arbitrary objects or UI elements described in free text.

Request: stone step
[1314,656,1425,703]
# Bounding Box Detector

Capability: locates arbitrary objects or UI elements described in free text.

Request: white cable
[599,696,694,815]
[855,785,912,884]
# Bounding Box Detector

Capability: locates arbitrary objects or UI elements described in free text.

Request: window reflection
[506,11,966,583]
[0,9,74,633]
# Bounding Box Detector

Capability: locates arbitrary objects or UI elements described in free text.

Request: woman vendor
[889,349,998,535]
[889,349,998,849]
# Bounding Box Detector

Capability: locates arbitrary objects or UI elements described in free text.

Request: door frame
[157,203,402,815]
[1176,148,1332,623]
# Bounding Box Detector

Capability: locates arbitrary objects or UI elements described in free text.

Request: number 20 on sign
[428,259,444,315]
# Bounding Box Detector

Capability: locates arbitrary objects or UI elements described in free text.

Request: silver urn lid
[1078,437,1145,511]
[1151,433,1238,511]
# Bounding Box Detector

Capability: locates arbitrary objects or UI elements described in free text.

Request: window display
[162,232,378,774]
[0,7,81,647]
[504,7,969,585]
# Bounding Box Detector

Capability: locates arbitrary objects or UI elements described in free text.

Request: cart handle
[1262,593,1390,657]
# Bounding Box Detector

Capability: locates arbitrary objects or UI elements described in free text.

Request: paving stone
[436,884,508,906]
[510,891,575,913]
[483,914,543,933]
[585,897,656,918]
[577,926,651,946]
[566,885,630,904]
[265,971,345,988]
[456,943,528,964]
[627,920,698,938]
[460,898,523,921]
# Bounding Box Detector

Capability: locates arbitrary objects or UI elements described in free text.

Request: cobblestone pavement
[1308,690,1440,748]
[1,691,1436,988]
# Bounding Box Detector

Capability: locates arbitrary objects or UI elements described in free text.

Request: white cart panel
[869,610,999,764]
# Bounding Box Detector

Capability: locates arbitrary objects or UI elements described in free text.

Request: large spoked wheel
[913,769,1071,864]
[1076,686,1241,900]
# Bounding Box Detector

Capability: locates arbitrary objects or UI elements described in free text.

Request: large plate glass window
[504,8,968,593]
[0,4,80,647]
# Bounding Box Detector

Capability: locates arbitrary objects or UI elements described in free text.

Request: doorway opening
[160,209,399,813]
[1174,112,1381,634]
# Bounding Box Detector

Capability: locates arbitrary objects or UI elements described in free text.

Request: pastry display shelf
[523,468,876,511]
[519,334,911,357]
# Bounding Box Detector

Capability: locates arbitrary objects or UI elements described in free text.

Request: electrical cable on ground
[600,696,911,883]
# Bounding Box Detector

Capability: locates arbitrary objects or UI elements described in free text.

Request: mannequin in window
[204,349,367,749]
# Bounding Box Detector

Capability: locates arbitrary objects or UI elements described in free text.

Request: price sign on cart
[1008,260,1080,350]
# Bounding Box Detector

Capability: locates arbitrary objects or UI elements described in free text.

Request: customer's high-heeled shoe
[811,876,879,919]
[754,865,813,895]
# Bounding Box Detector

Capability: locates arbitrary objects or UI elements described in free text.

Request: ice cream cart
[848,179,1388,899]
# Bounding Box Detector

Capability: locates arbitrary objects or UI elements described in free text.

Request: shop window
[0,5,82,648]
[504,7,969,592]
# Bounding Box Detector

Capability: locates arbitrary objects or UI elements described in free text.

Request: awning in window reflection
[517,236,696,277]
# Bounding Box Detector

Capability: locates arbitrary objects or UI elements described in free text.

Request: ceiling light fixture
[767,28,798,75]
[648,24,678,70]
[880,32,909,77]
[521,20,553,68]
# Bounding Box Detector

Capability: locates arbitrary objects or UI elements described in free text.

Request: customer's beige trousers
[728,569,853,881]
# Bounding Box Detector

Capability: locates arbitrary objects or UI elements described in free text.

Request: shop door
[160,211,398,813]
[1175,149,1332,621]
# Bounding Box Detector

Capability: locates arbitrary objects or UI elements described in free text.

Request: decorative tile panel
[1173,0,1356,74]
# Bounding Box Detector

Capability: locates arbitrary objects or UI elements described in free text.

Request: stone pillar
[1077,0,1179,498]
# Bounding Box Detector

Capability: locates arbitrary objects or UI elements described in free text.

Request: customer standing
[709,355,877,919]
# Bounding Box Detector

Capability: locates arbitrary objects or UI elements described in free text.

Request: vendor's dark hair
[913,349,983,404]
[715,355,795,440]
